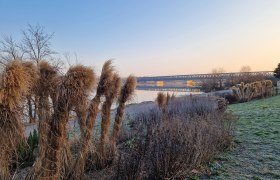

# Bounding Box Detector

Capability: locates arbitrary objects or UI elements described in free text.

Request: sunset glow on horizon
[1,0,280,76]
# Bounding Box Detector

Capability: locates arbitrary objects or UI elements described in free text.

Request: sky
[0,0,280,76]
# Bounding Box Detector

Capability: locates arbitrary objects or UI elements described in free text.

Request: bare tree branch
[21,24,56,63]
[0,35,23,65]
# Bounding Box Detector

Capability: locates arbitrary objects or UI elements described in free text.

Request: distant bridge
[137,86,201,92]
[137,71,274,83]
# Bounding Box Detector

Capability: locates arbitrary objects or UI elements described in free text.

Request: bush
[231,80,274,103]
[114,96,235,179]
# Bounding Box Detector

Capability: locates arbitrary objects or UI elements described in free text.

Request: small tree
[240,65,251,72]
[274,63,280,79]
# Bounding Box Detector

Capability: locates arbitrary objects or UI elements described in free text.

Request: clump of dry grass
[231,80,274,103]
[156,92,166,109]
[70,65,96,137]
[22,61,39,94]
[28,64,95,179]
[156,92,174,110]
[36,61,59,96]
[68,60,114,180]
[110,75,136,153]
[98,73,121,162]
[166,92,171,105]
[37,61,59,149]
[1,60,139,179]
[26,61,60,180]
[22,61,39,124]
[0,61,32,179]
[1,61,31,109]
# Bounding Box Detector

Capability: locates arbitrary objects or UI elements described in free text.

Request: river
[131,85,202,103]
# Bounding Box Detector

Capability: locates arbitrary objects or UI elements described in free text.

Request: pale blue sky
[1,0,280,76]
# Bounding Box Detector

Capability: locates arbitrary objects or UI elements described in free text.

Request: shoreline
[24,89,233,136]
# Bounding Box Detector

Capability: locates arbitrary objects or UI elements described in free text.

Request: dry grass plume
[98,73,121,164]
[0,61,32,179]
[68,60,114,179]
[110,75,136,153]
[30,65,95,179]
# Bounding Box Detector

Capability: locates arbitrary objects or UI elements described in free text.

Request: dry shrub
[231,80,274,103]
[115,96,234,179]
[211,96,228,112]
[166,96,218,117]
[0,61,32,179]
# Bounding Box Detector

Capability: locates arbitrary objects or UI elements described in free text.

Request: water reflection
[132,85,201,104]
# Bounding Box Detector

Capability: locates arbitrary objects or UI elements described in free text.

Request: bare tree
[0,35,24,65]
[240,65,251,72]
[20,24,58,122]
[212,67,226,89]
[201,68,226,92]
[0,24,60,123]
[21,24,56,63]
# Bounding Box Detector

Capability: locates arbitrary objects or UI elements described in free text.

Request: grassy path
[210,96,280,180]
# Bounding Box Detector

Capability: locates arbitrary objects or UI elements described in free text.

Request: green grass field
[209,96,280,180]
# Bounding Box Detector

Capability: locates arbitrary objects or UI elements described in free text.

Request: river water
[131,85,202,104]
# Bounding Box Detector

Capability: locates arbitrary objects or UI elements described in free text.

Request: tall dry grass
[156,92,166,109]
[68,60,114,179]
[0,61,32,179]
[28,64,95,179]
[0,60,138,179]
[110,75,136,153]
[22,62,39,123]
[98,73,121,160]
[25,61,60,180]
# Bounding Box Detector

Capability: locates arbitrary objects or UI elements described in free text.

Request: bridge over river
[137,71,274,83]
[137,85,201,92]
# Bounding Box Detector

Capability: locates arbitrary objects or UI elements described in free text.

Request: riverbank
[24,100,157,136]
[24,90,233,136]
[210,95,280,179]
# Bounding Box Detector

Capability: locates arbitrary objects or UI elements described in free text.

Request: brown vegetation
[98,73,121,162]
[115,96,234,179]
[231,80,274,102]
[0,61,32,179]
[110,75,136,151]
[0,60,235,180]
[155,92,175,110]
[67,60,114,179]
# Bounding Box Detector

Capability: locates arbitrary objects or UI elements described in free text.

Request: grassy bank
[210,96,280,180]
